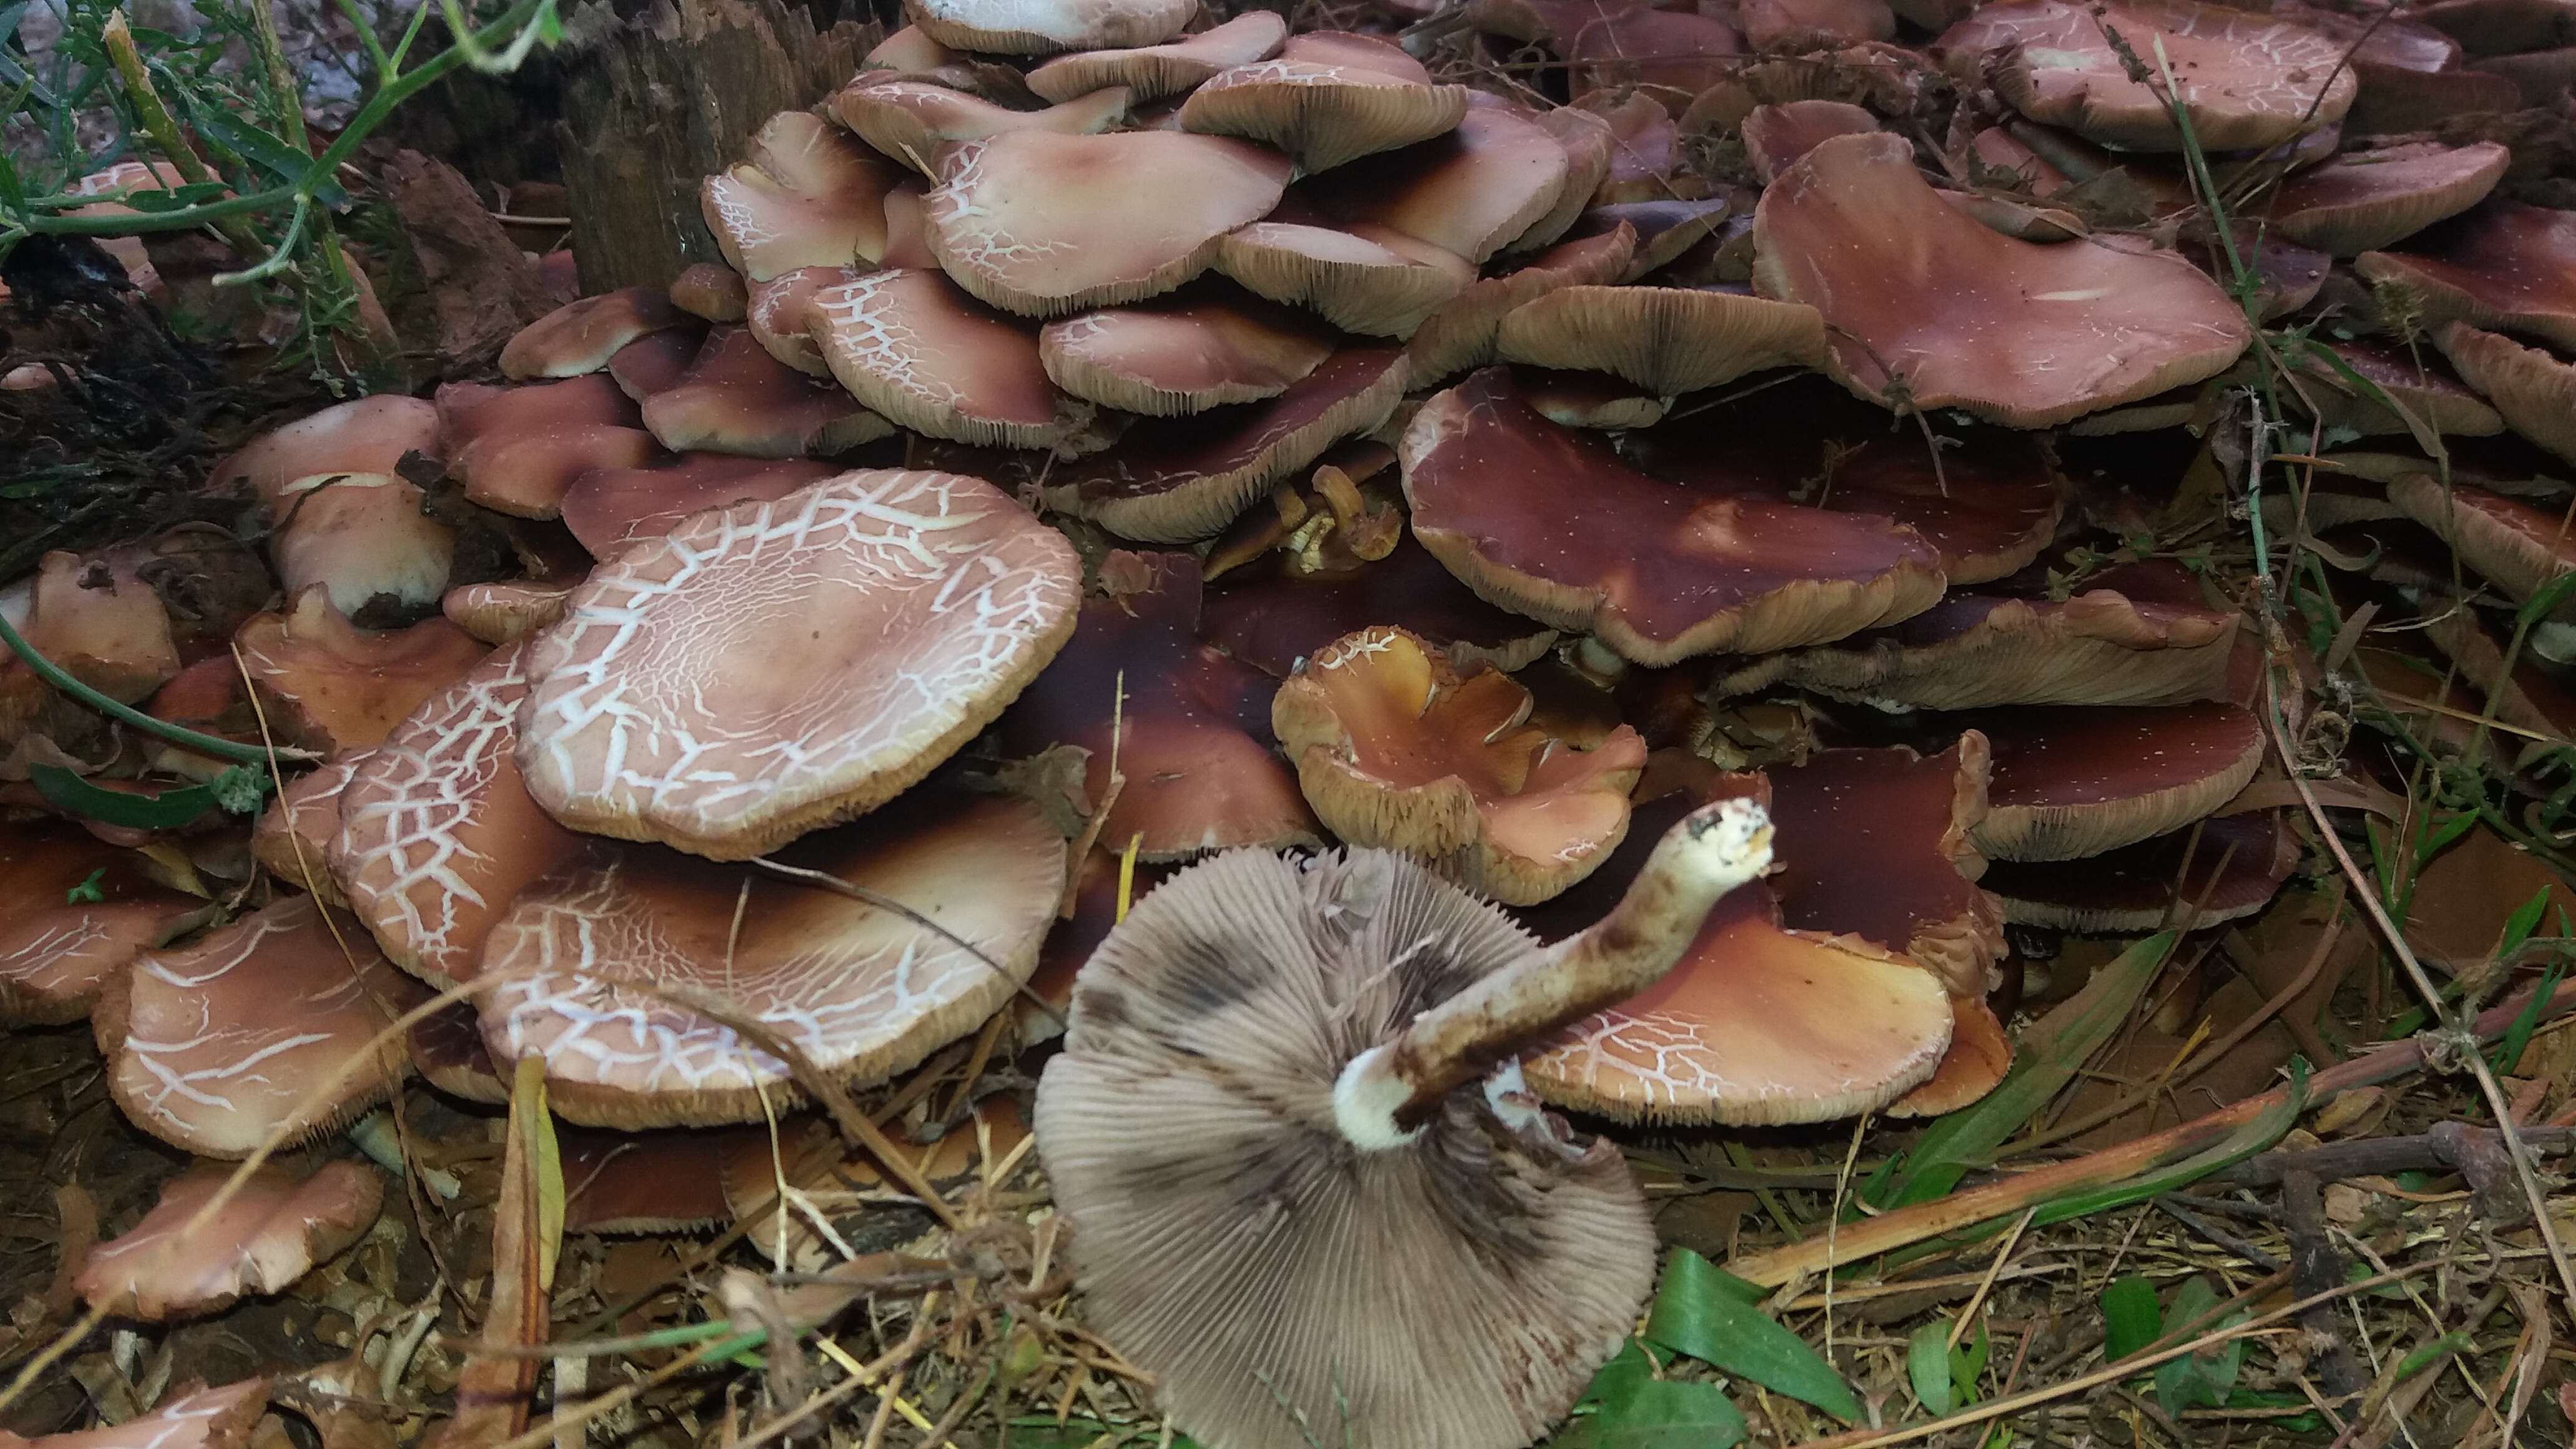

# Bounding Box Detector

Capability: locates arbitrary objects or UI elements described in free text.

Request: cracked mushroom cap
[809,268,1095,447]
[640,326,892,459]
[210,395,441,514]
[1754,132,2252,428]
[1934,0,2357,151]
[701,111,901,283]
[444,578,580,645]
[1492,285,1826,398]
[927,130,1290,317]
[998,551,1320,858]
[745,265,859,376]
[1406,223,1636,381]
[1211,222,1472,338]
[2387,471,2576,617]
[0,824,209,1025]
[832,79,1131,175]
[1400,369,1945,665]
[557,453,839,557]
[99,895,427,1158]
[479,789,1062,1127]
[2434,321,2576,464]
[1272,626,1646,905]
[0,1380,271,1449]
[1983,811,2300,931]
[436,374,658,520]
[2356,202,2576,351]
[517,469,1081,859]
[233,589,490,753]
[1044,347,1410,542]
[269,472,457,617]
[1027,11,1287,101]
[1039,291,1335,415]
[500,287,688,380]
[904,0,1196,54]
[2268,141,2510,256]
[1178,33,1469,172]
[1037,844,1656,1449]
[76,1159,382,1322]
[332,642,582,992]
[1304,107,1572,266]
[1968,702,2266,862]
[251,755,364,904]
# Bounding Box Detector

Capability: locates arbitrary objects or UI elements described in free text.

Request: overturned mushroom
[1211,222,1472,338]
[1177,33,1468,172]
[2433,321,2576,464]
[442,578,578,645]
[1493,285,1826,398]
[76,1159,383,1322]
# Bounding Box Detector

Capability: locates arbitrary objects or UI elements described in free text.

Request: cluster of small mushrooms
[12,0,2576,1440]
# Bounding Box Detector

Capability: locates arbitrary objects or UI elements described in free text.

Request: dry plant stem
[2284,1167,2368,1398]
[1725,978,2576,1286]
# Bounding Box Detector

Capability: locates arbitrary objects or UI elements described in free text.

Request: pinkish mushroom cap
[518,469,1081,859]
[1740,99,1881,184]
[1740,0,1895,50]
[1178,34,1470,172]
[436,374,657,520]
[670,263,751,322]
[904,0,1198,54]
[2387,471,2576,622]
[2300,338,2505,439]
[1407,223,1637,381]
[746,265,862,376]
[210,396,441,514]
[499,287,688,380]
[1887,997,2012,1117]
[1025,11,1287,102]
[1039,291,1335,414]
[0,549,180,731]
[2434,321,2576,464]
[832,79,1131,175]
[232,589,490,753]
[251,754,365,904]
[608,323,710,401]
[1211,221,1473,338]
[0,1380,271,1449]
[0,824,210,1025]
[1493,285,1827,398]
[1754,132,2252,427]
[1304,107,1573,265]
[701,112,902,283]
[76,1159,382,1321]
[640,326,892,458]
[808,268,1094,447]
[270,472,457,616]
[442,578,579,645]
[2268,142,2511,256]
[2357,202,2576,351]
[1569,7,1745,96]
[1968,702,2266,862]
[557,453,839,557]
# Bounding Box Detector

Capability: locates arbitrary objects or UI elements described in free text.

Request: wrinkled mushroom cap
[76,1159,382,1321]
[251,754,364,905]
[443,578,579,646]
[809,268,1091,448]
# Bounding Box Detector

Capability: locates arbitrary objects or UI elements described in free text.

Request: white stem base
[1332,1044,1422,1151]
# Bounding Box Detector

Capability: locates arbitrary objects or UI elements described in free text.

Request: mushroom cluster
[21,0,2576,1440]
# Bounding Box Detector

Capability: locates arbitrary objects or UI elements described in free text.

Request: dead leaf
[426,1056,561,1447]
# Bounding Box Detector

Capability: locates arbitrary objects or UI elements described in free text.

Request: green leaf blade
[1644,1249,1861,1424]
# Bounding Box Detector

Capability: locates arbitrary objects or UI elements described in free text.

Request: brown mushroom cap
[641,326,893,458]
[0,549,180,729]
[210,396,441,513]
[518,469,1081,859]
[2414,0,2576,53]
[1304,107,1572,266]
[1211,221,1471,338]
[701,112,900,283]
[1568,6,1744,95]
[76,1159,382,1322]
[0,1380,272,1449]
[233,589,490,753]
[671,263,751,323]
[0,824,209,1025]
[1493,285,1826,398]
[746,265,859,376]
[557,454,840,557]
[1983,811,2300,931]
[500,287,687,381]
[479,789,1062,1127]
[1740,99,1881,184]
[1026,11,1288,102]
[927,131,1290,317]
[2358,202,2576,351]
[832,79,1131,175]
[998,552,1321,858]
[2298,338,2506,439]
[2268,141,2511,256]
[1886,996,2012,1118]
[1407,223,1637,381]
[1037,844,1655,1449]
[251,755,364,904]
[1178,35,1470,172]
[436,374,657,520]
[1754,132,2252,428]
[1934,0,2358,151]
[443,578,580,645]
[608,323,709,401]
[1400,369,1945,665]
[406,1000,507,1103]
[100,895,426,1158]
[1202,527,1561,676]
[1273,625,1647,905]
[904,0,1197,54]
[1965,702,2265,862]
[2388,470,2576,618]
[267,471,458,617]
[554,1126,740,1233]
[2434,321,2576,464]
[1038,292,1336,414]
[1044,347,1410,541]
[332,641,583,992]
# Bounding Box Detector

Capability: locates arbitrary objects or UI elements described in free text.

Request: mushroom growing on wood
[1037,796,1775,1449]
[1271,625,1646,904]
[75,1159,383,1321]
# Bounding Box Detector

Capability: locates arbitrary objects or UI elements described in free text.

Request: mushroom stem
[1332,796,1774,1148]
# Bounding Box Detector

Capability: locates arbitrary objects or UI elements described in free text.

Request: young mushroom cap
[442,578,580,645]
[232,590,490,753]
[517,469,1081,859]
[557,453,839,557]
[1400,369,1946,665]
[99,895,426,1158]
[1982,811,2300,931]
[1177,37,1470,172]
[1025,11,1289,102]
[807,267,1098,449]
[640,326,893,458]
[1211,222,1471,338]
[1273,625,1647,905]
[2433,321,2576,464]
[1304,107,1572,265]
[269,472,457,616]
[904,0,1198,54]
[1492,285,1826,398]
[0,824,210,1025]
[832,79,1131,175]
[499,287,688,380]
[0,1380,271,1449]
[479,789,1063,1127]
[1968,702,2266,862]
[927,131,1291,317]
[75,1159,383,1322]
[701,112,900,282]
[251,754,365,904]
[1754,132,2252,428]
[1038,292,1337,415]
[2268,142,2511,256]
[2356,201,2576,350]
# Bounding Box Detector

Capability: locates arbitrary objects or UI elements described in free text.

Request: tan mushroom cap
[928,131,1290,318]
[1027,11,1287,102]
[809,268,1094,447]
[1038,846,1655,1449]
[1513,107,1614,255]
[2299,339,2505,439]
[333,642,582,992]
[832,79,1130,175]
[640,326,892,458]
[1400,369,1945,665]
[443,577,579,645]
[2435,321,2576,464]
[251,754,364,904]
[746,265,859,376]
[2388,470,2576,618]
[76,1159,382,1322]
[1755,133,2252,428]
[1493,285,1826,398]
[500,287,686,380]
[1886,996,2012,1118]
[233,589,490,753]
[270,472,457,615]
[1273,625,1646,905]
[0,549,180,728]
[518,469,1080,859]
[480,790,1062,1127]
[0,824,208,1025]
[1039,293,1334,414]
[436,374,657,519]
[1308,106,1572,265]
[558,453,839,557]
[1984,811,2299,931]
[905,0,1196,54]
[1211,221,1471,337]
[670,262,751,323]
[1178,32,1470,172]
[210,395,441,514]
[1407,222,1636,381]
[1969,702,2265,862]
[0,1380,271,1449]
[1740,99,1880,185]
[2269,142,2510,256]
[1936,0,2357,150]
[100,895,426,1158]
[2357,202,2576,351]
[701,111,900,283]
